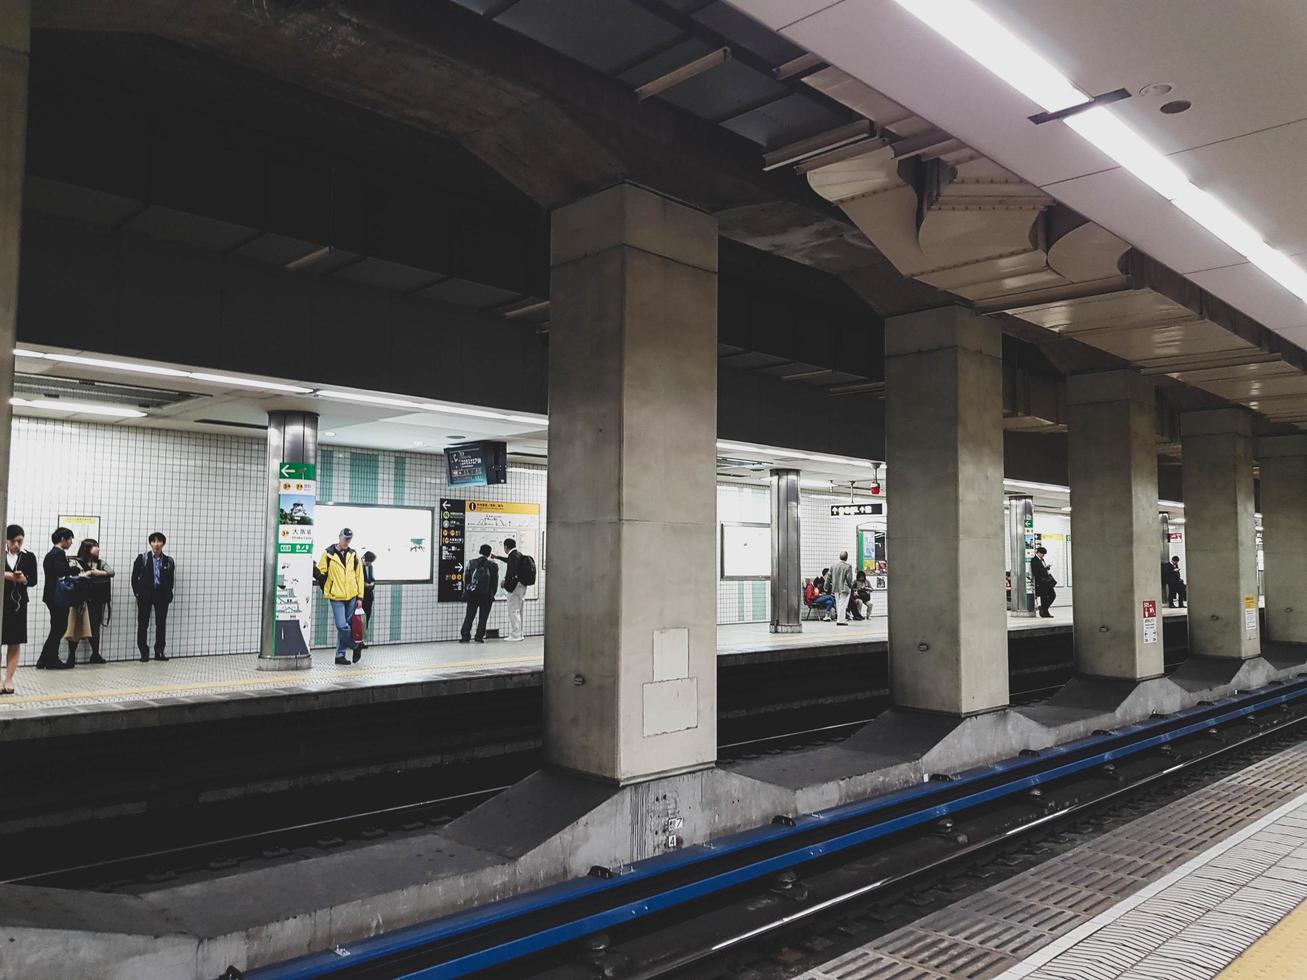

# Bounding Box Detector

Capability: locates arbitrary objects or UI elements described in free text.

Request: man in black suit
[38,527,77,670]
[1030,546,1057,618]
[131,531,175,662]
[459,544,498,644]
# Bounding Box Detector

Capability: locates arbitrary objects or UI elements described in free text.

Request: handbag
[64,602,93,641]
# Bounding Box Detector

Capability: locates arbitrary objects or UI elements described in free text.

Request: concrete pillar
[259,410,319,670]
[1181,408,1260,659]
[770,468,802,634]
[546,182,717,783]
[885,305,1006,716]
[0,2,29,642]
[1256,434,1307,644]
[1066,370,1164,680]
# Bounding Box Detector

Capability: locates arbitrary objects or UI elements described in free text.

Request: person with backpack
[494,537,535,642]
[316,528,365,665]
[131,532,175,661]
[460,544,498,644]
[37,527,79,670]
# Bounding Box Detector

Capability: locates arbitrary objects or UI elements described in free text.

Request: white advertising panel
[315,504,434,583]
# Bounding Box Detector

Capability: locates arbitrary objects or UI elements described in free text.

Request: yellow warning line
[1217,897,1307,978]
[0,655,541,706]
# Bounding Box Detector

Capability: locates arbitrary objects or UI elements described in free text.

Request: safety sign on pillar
[274,462,317,657]
[1142,599,1158,645]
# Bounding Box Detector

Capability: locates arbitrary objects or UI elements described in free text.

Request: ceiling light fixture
[11,397,147,418]
[189,373,313,393]
[893,0,1307,305]
[316,391,423,410]
[323,431,336,437]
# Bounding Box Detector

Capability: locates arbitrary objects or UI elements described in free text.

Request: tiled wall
[7,418,265,664]
[716,484,771,625]
[310,447,547,647]
[5,418,549,661]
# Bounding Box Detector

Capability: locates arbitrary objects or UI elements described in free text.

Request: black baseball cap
[339,528,354,538]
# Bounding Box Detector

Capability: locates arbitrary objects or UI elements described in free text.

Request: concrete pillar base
[255,653,313,671]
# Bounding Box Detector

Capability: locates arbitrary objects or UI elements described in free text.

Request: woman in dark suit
[3,524,38,694]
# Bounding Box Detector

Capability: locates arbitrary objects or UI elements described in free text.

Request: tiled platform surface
[799,740,1307,980]
[0,610,1179,738]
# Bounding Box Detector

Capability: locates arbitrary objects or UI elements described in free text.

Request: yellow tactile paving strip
[1216,898,1307,979]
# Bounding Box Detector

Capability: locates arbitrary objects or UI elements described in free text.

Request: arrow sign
[279,462,316,481]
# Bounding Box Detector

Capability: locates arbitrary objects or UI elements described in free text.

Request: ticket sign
[1142,599,1158,644]
[274,462,317,658]
[1245,595,1258,633]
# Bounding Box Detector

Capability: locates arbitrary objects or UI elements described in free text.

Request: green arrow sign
[279,462,316,481]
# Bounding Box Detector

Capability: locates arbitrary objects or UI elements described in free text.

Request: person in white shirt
[828,552,855,625]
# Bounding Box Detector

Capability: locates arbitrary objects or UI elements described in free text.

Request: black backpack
[518,554,537,586]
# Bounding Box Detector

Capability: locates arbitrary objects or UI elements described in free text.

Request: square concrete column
[1181,409,1260,659]
[885,306,1007,715]
[1257,434,1307,644]
[1066,371,1164,680]
[0,3,28,600]
[546,183,718,784]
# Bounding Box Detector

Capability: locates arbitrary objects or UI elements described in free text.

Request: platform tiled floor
[799,740,1307,980]
[0,607,1177,718]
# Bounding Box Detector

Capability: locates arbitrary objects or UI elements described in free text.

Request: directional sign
[279,462,316,481]
[830,503,883,517]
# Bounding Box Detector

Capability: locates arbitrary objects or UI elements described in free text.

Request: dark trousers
[460,594,493,640]
[137,598,169,656]
[67,599,106,662]
[39,602,68,666]
[1038,587,1056,617]
[362,589,374,623]
[1169,581,1187,606]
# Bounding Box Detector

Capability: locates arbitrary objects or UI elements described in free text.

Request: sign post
[273,462,317,659]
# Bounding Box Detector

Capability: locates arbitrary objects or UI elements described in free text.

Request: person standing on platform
[317,528,365,665]
[829,551,855,626]
[459,544,498,644]
[360,550,377,646]
[38,527,77,670]
[3,525,38,693]
[1031,546,1057,618]
[495,537,527,642]
[66,538,114,665]
[1169,556,1187,608]
[131,532,175,662]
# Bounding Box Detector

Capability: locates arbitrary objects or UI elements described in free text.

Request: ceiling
[728,0,1307,348]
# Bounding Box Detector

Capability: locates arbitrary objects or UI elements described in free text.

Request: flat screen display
[445,441,508,488]
[314,504,434,583]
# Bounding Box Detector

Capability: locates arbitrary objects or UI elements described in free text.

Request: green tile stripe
[313,449,336,647]
[752,580,767,621]
[350,451,379,504]
[389,455,406,643]
[736,582,745,622]
[393,455,406,505]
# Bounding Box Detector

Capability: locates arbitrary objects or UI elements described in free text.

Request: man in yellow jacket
[317,528,366,665]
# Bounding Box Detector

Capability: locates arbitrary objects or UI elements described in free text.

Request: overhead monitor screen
[314,504,434,583]
[445,441,507,488]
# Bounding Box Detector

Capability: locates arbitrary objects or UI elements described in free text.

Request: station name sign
[830,503,883,517]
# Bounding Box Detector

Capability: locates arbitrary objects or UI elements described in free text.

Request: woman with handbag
[3,525,38,694]
[66,538,113,665]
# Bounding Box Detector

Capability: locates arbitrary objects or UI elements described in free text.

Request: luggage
[351,604,366,645]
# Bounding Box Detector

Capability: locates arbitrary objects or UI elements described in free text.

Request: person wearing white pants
[505,581,527,641]
[495,537,528,642]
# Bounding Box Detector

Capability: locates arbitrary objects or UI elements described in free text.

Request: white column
[545,183,718,783]
[885,305,1007,715]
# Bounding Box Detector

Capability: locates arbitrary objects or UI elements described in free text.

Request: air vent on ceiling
[15,373,203,410]
[195,418,269,431]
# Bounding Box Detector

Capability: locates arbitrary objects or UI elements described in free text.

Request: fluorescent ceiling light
[892,0,1084,112]
[1159,499,1185,509]
[11,397,146,418]
[13,349,45,359]
[189,373,312,393]
[896,0,1307,306]
[317,391,422,410]
[716,440,763,454]
[43,353,190,378]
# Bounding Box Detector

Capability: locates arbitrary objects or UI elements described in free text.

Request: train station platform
[0,610,1187,737]
[799,740,1307,980]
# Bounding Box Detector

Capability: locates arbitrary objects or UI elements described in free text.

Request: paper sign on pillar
[274,462,316,657]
